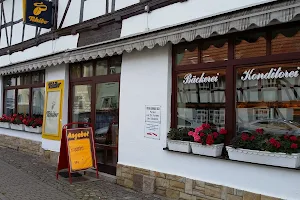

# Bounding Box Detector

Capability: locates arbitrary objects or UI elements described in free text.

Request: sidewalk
[0,146,164,200]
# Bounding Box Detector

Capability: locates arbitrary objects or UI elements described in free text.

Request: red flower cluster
[269,138,281,149]
[206,134,214,145]
[241,133,256,141]
[256,128,264,134]
[23,117,43,128]
[291,143,298,149]
[190,123,227,146]
[10,114,25,125]
[0,114,11,122]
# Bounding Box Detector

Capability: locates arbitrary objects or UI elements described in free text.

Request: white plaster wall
[121,0,276,37]
[0,129,42,142]
[115,0,139,11]
[0,34,79,67]
[42,64,69,152]
[118,45,300,200]
[83,0,106,21]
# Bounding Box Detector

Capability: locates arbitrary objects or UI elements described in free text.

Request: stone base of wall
[116,164,281,200]
[42,150,59,166]
[0,134,42,156]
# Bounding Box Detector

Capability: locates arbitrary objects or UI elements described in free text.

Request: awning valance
[1,0,300,75]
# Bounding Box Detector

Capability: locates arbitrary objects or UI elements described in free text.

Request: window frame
[3,70,45,116]
[172,22,300,144]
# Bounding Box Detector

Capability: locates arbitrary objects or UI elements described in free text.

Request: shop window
[3,71,45,116]
[177,69,226,130]
[201,39,228,63]
[236,63,300,135]
[175,44,199,66]
[235,32,266,59]
[83,62,93,77]
[70,56,122,79]
[272,27,300,54]
[96,60,108,76]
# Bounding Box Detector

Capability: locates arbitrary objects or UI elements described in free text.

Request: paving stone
[0,146,165,200]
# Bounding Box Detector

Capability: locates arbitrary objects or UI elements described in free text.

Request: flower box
[0,122,10,129]
[10,124,25,131]
[25,126,42,133]
[190,142,224,157]
[226,146,300,168]
[167,140,191,153]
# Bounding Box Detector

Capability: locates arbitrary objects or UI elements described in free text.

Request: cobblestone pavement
[0,146,164,200]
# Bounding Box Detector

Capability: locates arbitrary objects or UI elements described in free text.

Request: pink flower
[188,131,194,136]
[195,126,203,133]
[194,135,201,143]
[219,128,227,135]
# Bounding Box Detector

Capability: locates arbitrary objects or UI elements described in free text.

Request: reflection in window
[32,88,45,116]
[235,33,266,59]
[83,62,93,77]
[272,27,300,54]
[110,57,122,74]
[95,82,119,147]
[71,64,81,79]
[236,63,300,135]
[17,89,30,115]
[176,44,198,66]
[96,60,108,76]
[177,70,226,130]
[202,39,228,63]
[4,90,15,115]
[72,85,92,126]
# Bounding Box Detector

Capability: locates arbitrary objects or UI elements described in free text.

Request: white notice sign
[144,105,161,140]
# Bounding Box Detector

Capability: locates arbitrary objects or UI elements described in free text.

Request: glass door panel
[94,82,119,175]
[72,84,92,128]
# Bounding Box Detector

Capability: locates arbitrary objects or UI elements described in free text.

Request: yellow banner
[68,138,93,171]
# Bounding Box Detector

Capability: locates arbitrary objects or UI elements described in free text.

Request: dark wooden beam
[59,0,72,29]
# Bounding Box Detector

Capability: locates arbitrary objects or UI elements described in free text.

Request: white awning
[1,0,300,75]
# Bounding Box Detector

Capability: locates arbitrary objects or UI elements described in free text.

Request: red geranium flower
[219,128,227,135]
[212,132,219,139]
[290,136,298,142]
[241,133,249,141]
[291,143,298,149]
[199,132,205,137]
[256,128,264,134]
[284,134,290,140]
[206,134,214,145]
[250,135,256,141]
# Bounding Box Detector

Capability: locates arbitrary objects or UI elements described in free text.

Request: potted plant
[189,123,227,157]
[23,117,43,133]
[226,129,300,168]
[167,127,193,153]
[10,114,25,131]
[0,114,11,128]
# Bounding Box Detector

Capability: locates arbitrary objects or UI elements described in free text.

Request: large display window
[172,24,300,141]
[236,63,300,135]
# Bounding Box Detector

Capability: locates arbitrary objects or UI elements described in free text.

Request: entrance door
[94,82,119,175]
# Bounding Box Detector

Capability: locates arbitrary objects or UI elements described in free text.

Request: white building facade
[1,0,300,199]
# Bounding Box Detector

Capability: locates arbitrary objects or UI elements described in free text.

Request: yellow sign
[66,128,96,172]
[42,80,64,141]
[33,2,48,16]
[68,138,93,171]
